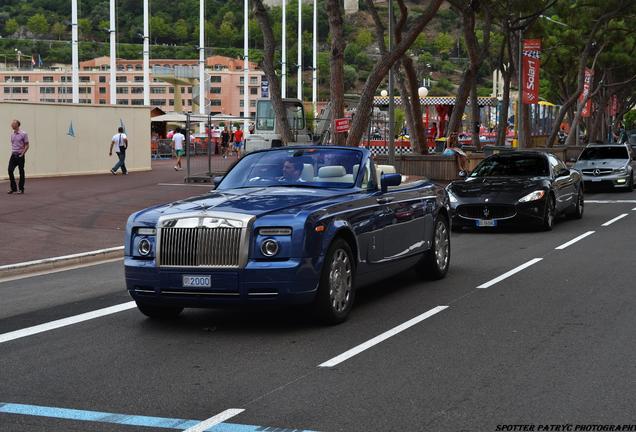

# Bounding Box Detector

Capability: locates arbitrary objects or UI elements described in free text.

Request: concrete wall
[1,101,150,179]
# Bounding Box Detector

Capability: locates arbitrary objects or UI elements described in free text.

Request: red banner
[522,39,541,104]
[579,68,594,117]
[610,94,619,117]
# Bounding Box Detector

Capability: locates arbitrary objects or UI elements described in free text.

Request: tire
[567,188,584,219]
[313,238,356,325]
[135,301,183,319]
[541,196,555,231]
[627,175,634,192]
[416,216,451,280]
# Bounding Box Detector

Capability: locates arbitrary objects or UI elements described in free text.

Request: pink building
[0,55,265,118]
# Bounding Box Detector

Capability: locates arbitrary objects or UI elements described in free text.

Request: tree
[150,16,172,43]
[78,18,92,39]
[174,19,189,42]
[4,18,18,36]
[27,13,49,37]
[51,22,66,40]
[252,0,294,144]
[433,32,455,57]
[326,0,346,145]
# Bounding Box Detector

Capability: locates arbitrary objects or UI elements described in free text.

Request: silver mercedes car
[573,143,635,191]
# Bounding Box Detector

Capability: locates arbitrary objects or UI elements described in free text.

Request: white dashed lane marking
[601,213,629,227]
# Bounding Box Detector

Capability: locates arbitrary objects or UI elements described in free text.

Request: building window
[79,76,90,82]
[79,87,91,94]
[240,77,244,85]
[131,99,144,105]
[239,87,244,95]
[99,76,106,83]
[99,99,106,104]
[210,87,221,94]
[99,87,106,94]
[150,87,166,94]
[57,98,72,103]
[250,100,256,107]
[240,100,244,107]
[187,87,192,93]
[210,76,221,83]
[131,87,144,94]
[116,99,129,105]
[181,87,186,93]
[43,76,54,83]
[116,76,127,83]
[126,65,133,71]
[22,76,29,82]
[135,65,142,71]
[169,87,175,94]
[57,87,71,94]
[79,99,91,104]
[60,76,71,82]
[40,98,56,103]
[210,99,221,106]
[150,99,165,106]
[250,77,258,84]
[250,87,258,95]
[39,87,55,94]
[134,76,144,82]
[169,99,175,106]
[116,87,129,94]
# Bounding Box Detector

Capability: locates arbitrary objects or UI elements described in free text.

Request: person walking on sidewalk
[233,125,244,158]
[221,126,230,159]
[172,128,185,170]
[7,119,29,194]
[109,126,128,175]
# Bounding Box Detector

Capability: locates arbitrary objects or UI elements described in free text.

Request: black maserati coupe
[447,151,584,231]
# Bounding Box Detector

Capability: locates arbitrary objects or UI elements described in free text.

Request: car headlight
[260,239,280,257]
[138,238,152,256]
[613,167,628,175]
[446,189,458,204]
[518,190,545,203]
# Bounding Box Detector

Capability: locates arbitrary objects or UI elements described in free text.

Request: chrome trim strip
[161,290,240,296]
[247,292,279,296]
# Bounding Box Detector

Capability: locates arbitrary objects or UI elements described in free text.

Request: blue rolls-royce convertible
[125,146,451,324]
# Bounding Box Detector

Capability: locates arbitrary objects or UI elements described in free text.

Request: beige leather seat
[375,164,396,184]
[301,163,315,182]
[315,165,354,183]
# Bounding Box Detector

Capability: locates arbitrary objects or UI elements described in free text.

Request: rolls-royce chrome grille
[156,212,254,268]
[159,227,242,267]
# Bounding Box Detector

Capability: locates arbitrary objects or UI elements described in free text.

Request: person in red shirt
[233,125,244,158]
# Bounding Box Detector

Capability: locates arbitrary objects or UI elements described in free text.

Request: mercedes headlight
[613,167,628,175]
[518,190,545,203]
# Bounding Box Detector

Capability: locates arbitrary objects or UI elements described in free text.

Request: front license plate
[591,178,602,182]
[183,275,211,288]
[476,219,497,227]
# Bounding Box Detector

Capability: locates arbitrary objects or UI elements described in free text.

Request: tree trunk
[496,68,512,146]
[470,74,480,148]
[446,67,475,138]
[345,0,444,147]
[326,0,346,146]
[403,55,427,153]
[253,0,293,144]
[394,61,416,150]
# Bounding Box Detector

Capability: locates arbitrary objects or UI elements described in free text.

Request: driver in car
[280,158,304,182]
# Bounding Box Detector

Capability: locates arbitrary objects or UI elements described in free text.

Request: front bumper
[450,199,548,229]
[125,256,323,308]
[582,173,632,189]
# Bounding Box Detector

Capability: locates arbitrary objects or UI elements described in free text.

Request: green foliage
[431,78,454,95]
[343,65,358,91]
[4,18,18,36]
[433,32,454,57]
[174,19,189,43]
[354,29,373,49]
[51,22,66,40]
[624,110,636,130]
[27,13,48,36]
[78,18,92,37]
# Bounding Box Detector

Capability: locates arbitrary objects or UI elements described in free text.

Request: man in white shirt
[172,128,185,171]
[109,126,128,175]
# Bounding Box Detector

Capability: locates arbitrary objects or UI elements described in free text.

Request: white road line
[182,409,245,432]
[0,247,123,272]
[601,213,629,227]
[477,258,543,289]
[318,306,448,368]
[585,200,636,204]
[0,258,122,284]
[0,302,136,344]
[632,207,636,211]
[555,231,595,250]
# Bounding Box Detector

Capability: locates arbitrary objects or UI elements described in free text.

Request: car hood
[573,159,628,170]
[449,177,545,201]
[131,186,354,223]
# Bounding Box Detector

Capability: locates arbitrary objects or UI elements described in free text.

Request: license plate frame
[182,275,212,288]
[476,219,497,227]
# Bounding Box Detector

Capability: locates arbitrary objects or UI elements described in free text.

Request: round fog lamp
[261,239,279,257]
[138,238,152,256]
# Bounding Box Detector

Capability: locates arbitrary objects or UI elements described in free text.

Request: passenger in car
[280,158,304,182]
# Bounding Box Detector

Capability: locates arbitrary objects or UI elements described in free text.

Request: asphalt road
[1,189,635,432]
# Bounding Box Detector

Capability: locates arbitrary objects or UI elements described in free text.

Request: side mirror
[557,168,570,178]
[381,173,401,192]
[459,170,468,178]
[212,176,223,189]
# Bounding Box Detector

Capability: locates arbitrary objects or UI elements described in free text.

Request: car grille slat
[159,227,242,268]
[581,168,613,177]
[457,204,516,220]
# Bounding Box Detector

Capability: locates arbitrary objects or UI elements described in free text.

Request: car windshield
[470,155,549,177]
[217,148,364,190]
[579,146,628,160]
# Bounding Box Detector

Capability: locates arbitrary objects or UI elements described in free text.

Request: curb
[0,247,124,280]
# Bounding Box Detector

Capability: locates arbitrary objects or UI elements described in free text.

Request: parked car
[572,143,635,191]
[447,151,584,231]
[125,146,451,324]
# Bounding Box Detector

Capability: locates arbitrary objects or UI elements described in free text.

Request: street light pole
[387,0,395,165]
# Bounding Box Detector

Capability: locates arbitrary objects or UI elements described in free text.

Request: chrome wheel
[329,248,352,313]
[434,220,450,272]
[543,197,554,231]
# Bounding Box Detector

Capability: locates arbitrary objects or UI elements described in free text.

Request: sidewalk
[0,159,230,267]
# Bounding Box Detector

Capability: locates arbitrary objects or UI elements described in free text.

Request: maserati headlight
[518,190,546,203]
[446,189,458,204]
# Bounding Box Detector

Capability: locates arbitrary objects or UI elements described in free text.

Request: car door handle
[377,197,394,204]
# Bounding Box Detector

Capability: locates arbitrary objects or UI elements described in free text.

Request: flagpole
[71,0,79,104]
[109,0,117,105]
[244,0,249,133]
[143,0,150,106]
[297,0,302,100]
[312,0,317,121]
[199,0,206,133]
[281,0,286,98]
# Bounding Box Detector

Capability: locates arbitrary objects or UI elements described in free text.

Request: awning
[151,112,247,123]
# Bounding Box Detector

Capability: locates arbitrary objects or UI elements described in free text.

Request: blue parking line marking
[0,403,317,432]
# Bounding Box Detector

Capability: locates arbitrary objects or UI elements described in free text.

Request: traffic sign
[335,118,350,133]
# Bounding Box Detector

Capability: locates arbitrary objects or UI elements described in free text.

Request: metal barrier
[184,113,237,182]
[152,139,173,159]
